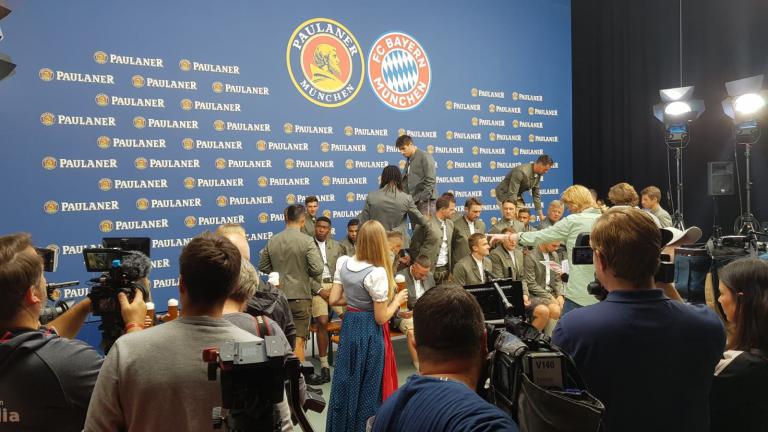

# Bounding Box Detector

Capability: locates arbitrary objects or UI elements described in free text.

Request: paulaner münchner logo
[286,18,364,108]
[368,32,431,111]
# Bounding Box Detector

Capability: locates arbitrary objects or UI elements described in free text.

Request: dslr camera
[571,232,674,300]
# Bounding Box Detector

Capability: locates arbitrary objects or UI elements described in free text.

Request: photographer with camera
[85,232,259,431]
[0,233,145,432]
[552,207,725,432]
[372,284,518,431]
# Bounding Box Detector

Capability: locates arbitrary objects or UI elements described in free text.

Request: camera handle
[285,356,315,432]
[492,280,516,317]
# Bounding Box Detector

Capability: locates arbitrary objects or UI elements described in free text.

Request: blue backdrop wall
[0,0,572,346]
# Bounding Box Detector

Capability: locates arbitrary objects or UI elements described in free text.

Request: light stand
[653,86,705,230]
[722,75,766,234]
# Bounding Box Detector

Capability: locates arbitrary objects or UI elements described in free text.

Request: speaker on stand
[708,161,734,239]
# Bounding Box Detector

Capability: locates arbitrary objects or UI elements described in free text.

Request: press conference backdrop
[0,0,572,345]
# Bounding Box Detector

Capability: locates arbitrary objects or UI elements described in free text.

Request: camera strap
[252,315,271,338]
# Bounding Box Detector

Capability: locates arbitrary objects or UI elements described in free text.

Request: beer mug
[394,274,407,310]
[167,298,179,321]
[145,302,155,327]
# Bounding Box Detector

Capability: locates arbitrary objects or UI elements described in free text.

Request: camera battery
[523,351,566,388]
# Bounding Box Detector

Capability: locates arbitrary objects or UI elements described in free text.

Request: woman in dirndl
[326,220,408,432]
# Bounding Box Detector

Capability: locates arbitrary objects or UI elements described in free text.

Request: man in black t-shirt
[0,232,145,432]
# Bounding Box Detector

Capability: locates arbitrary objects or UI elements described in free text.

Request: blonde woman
[492,185,601,314]
[327,220,408,432]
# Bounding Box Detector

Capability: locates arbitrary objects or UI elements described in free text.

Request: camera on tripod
[83,237,151,352]
[571,232,675,300]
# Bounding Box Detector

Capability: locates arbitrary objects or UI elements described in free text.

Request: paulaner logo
[368,32,431,111]
[286,18,364,108]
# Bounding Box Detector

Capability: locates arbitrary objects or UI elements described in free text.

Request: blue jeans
[562,298,582,316]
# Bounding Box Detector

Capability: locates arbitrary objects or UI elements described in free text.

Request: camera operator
[223,259,304,432]
[552,207,725,432]
[85,232,258,431]
[372,284,519,431]
[0,233,145,432]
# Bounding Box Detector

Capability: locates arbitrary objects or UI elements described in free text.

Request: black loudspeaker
[708,162,735,196]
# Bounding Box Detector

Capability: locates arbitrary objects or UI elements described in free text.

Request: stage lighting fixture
[653,86,705,230]
[0,4,12,83]
[722,75,766,234]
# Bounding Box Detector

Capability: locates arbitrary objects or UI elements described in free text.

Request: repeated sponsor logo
[427,145,464,154]
[399,128,437,139]
[96,93,166,108]
[257,176,311,187]
[182,139,243,151]
[285,158,335,169]
[42,157,118,170]
[184,214,246,228]
[94,51,164,67]
[526,107,558,116]
[287,18,365,108]
[139,198,203,209]
[488,104,522,114]
[216,159,272,169]
[44,200,119,214]
[179,58,240,74]
[471,145,506,155]
[471,117,505,127]
[217,120,270,132]
[211,81,270,95]
[445,100,481,111]
[368,32,431,110]
[132,75,198,90]
[100,218,170,232]
[489,132,522,142]
[436,176,465,184]
[344,125,388,137]
[475,175,505,184]
[184,177,246,189]
[490,161,522,170]
[40,67,115,85]
[345,159,387,169]
[321,175,367,186]
[529,134,559,143]
[540,188,561,195]
[446,131,482,140]
[446,161,482,170]
[471,88,505,98]
[512,147,545,156]
[41,112,117,127]
[101,178,169,190]
[283,123,334,134]
[511,91,543,102]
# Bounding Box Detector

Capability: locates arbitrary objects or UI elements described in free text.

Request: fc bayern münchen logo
[368,32,431,111]
[286,18,364,108]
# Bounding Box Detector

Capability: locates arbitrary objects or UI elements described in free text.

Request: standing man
[451,197,486,267]
[308,216,345,385]
[495,154,554,222]
[524,241,564,331]
[489,199,526,235]
[340,218,359,257]
[410,196,455,284]
[301,196,319,236]
[395,255,435,370]
[259,204,324,361]
[85,232,258,431]
[397,134,437,216]
[452,233,493,286]
[360,165,427,249]
[641,186,673,228]
[553,207,725,431]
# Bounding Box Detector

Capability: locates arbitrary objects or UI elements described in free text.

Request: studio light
[653,86,705,230]
[722,74,766,234]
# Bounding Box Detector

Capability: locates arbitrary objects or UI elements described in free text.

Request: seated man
[489,227,525,280]
[387,230,410,273]
[640,185,673,228]
[85,232,259,431]
[372,284,519,431]
[524,241,564,331]
[553,207,725,432]
[489,199,525,235]
[0,233,145,432]
[452,233,493,286]
[395,255,436,370]
[517,207,537,232]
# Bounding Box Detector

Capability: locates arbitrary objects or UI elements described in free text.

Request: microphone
[46,280,79,290]
[39,300,75,325]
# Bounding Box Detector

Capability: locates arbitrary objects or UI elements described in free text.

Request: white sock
[320,356,329,369]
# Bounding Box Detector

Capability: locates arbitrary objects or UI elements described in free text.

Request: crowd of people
[0,136,766,432]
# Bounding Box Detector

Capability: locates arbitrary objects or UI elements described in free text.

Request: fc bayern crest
[286,18,364,108]
[368,32,431,111]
